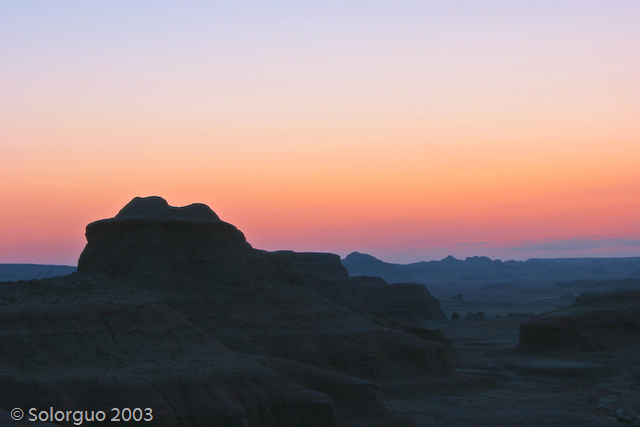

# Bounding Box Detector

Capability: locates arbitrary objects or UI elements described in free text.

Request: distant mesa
[463,255,493,265]
[518,288,640,352]
[343,251,388,266]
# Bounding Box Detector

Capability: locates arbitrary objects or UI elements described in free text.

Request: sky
[1,1,639,265]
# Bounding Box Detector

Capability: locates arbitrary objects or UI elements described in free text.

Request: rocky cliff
[2,197,453,427]
[276,251,446,321]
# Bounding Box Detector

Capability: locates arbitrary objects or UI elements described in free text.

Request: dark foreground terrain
[390,284,640,426]
[1,197,639,426]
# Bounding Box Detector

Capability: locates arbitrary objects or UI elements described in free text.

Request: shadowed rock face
[349,277,447,321]
[276,251,446,321]
[518,289,640,352]
[4,197,453,427]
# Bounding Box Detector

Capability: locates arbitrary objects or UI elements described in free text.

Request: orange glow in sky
[2,2,639,264]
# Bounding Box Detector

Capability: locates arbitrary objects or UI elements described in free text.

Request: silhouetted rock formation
[276,251,446,321]
[3,196,453,427]
[518,289,640,352]
[78,196,255,284]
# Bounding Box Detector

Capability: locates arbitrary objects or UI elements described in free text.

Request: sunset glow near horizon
[2,1,639,266]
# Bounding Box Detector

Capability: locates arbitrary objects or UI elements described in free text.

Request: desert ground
[379,282,640,426]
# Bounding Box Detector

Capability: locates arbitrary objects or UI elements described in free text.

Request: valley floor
[381,316,640,426]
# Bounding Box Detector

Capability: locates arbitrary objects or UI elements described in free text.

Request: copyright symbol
[10,408,23,421]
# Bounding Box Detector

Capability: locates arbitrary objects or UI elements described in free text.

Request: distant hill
[341,252,640,288]
[0,264,76,282]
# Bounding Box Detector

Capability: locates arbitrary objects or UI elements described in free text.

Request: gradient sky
[2,1,639,265]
